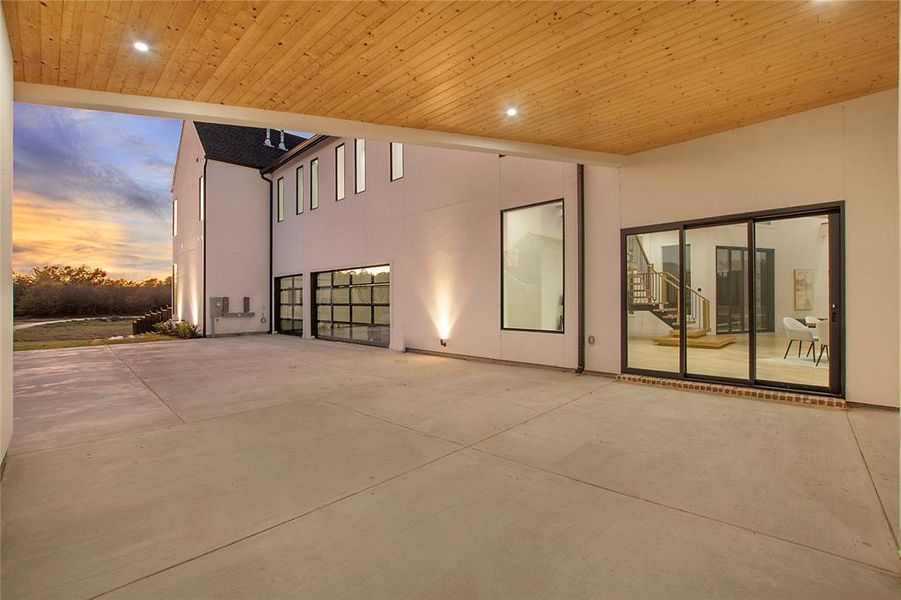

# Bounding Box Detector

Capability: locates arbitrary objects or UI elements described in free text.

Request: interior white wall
[0,9,12,460]
[271,140,579,367]
[204,159,270,336]
[611,90,899,407]
[171,122,204,329]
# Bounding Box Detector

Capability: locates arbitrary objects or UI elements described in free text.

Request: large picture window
[313,265,389,347]
[501,199,564,332]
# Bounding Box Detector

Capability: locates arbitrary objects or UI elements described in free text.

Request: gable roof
[260,134,334,174]
[193,122,307,169]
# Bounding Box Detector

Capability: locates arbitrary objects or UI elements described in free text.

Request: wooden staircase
[626,236,711,340]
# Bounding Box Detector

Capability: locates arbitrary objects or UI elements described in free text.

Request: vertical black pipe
[260,171,274,334]
[201,159,207,337]
[576,164,585,374]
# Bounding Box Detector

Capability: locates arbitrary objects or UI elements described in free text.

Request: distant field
[13,319,173,351]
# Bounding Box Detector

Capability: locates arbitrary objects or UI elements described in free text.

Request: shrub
[154,320,200,339]
[174,321,200,339]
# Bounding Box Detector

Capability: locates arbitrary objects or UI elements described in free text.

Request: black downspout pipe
[576,163,585,374]
[260,171,274,334]
[201,159,208,337]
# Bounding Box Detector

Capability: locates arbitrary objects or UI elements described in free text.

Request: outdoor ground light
[133,41,150,52]
[505,107,518,117]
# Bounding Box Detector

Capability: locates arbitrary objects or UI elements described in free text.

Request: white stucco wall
[204,159,270,336]
[604,90,899,407]
[271,140,579,367]
[171,122,204,329]
[0,9,13,459]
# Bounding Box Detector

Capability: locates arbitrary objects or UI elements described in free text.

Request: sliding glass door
[621,204,843,396]
[684,222,749,382]
[753,214,839,391]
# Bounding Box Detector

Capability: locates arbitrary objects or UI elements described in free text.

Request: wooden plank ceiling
[3,0,898,154]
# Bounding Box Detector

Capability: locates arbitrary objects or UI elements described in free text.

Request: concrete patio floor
[2,335,899,599]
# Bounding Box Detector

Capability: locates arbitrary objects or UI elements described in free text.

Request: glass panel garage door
[314,265,389,347]
[276,274,303,336]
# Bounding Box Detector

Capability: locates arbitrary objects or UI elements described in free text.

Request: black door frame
[274,273,304,337]
[311,264,391,348]
[620,201,845,397]
[713,245,775,334]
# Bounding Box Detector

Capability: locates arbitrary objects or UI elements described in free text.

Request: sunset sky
[13,103,181,281]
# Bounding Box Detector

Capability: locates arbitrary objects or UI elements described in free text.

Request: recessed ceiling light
[133,41,150,52]
[505,107,518,117]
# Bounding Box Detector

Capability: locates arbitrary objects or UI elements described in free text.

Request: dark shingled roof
[194,122,308,169]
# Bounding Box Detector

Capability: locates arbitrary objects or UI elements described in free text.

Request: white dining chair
[815,319,830,366]
[804,316,820,327]
[783,317,815,359]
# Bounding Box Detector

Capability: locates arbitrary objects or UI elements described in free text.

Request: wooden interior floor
[627,331,829,388]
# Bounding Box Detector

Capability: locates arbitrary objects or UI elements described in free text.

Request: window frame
[311,158,320,210]
[500,198,566,334]
[354,138,366,194]
[335,143,346,201]
[390,142,404,182]
[276,177,285,222]
[295,165,304,214]
[199,175,205,221]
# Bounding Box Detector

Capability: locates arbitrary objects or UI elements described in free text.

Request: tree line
[13,265,171,318]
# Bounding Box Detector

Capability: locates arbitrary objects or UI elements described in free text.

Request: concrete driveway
[2,335,899,599]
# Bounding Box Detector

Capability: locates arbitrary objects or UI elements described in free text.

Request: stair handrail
[627,236,710,333]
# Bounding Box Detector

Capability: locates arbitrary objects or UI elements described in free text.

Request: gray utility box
[208,296,255,337]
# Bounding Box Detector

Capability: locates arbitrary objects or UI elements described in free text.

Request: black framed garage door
[276,274,303,336]
[313,265,390,347]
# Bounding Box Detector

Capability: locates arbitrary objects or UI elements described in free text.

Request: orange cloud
[13,191,170,281]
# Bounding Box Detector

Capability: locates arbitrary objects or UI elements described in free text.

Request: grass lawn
[14,319,174,351]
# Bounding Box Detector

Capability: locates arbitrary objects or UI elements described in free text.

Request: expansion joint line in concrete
[89,379,616,598]
[845,411,899,551]
[105,346,186,424]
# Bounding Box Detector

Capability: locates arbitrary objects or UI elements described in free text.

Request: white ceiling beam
[14,83,626,167]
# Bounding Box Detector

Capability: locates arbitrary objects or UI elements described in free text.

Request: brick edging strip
[614,374,847,409]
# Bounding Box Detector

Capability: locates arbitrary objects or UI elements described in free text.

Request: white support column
[0,8,14,462]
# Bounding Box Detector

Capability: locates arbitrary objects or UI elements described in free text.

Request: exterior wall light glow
[133,41,150,52]
[505,107,518,117]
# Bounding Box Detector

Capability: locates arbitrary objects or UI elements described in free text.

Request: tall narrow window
[355,139,366,193]
[390,142,404,181]
[172,263,178,317]
[335,144,346,200]
[172,199,178,236]
[295,165,304,214]
[501,200,564,332]
[276,177,285,222]
[199,176,205,220]
[311,158,320,209]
